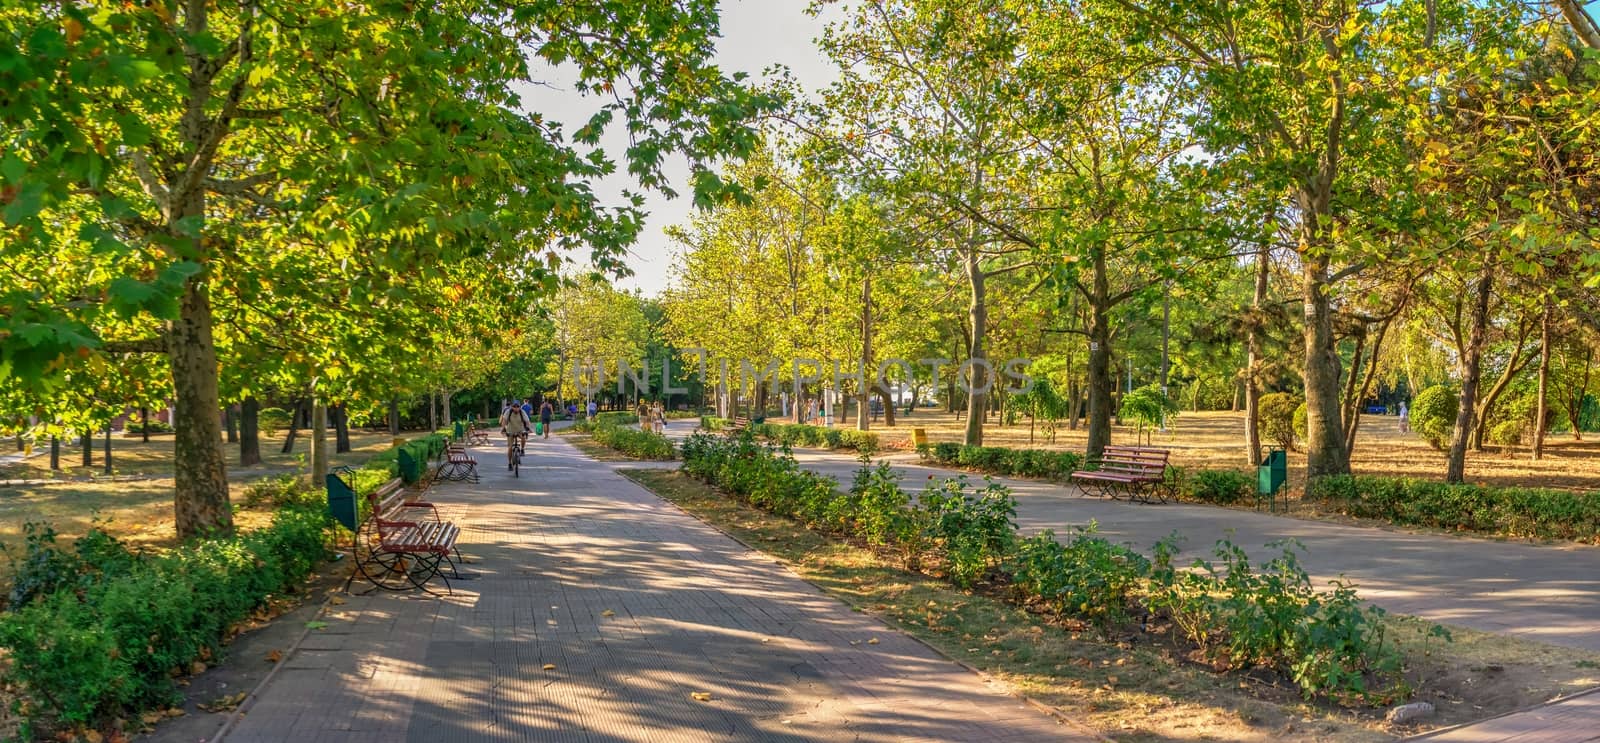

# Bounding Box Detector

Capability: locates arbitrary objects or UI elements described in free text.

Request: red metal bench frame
[345,478,462,595]
[1070,445,1174,504]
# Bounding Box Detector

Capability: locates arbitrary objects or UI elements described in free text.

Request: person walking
[1398,400,1410,433]
[587,399,598,420]
[653,400,666,431]
[539,399,555,439]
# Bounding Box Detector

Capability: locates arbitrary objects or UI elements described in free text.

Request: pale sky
[520,1,842,298]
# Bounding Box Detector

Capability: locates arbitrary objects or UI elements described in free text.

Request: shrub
[1411,385,1459,450]
[124,416,172,434]
[920,441,1081,480]
[740,422,878,453]
[1149,540,1404,702]
[0,506,330,730]
[1186,469,1254,505]
[241,474,320,508]
[1258,393,1301,451]
[591,423,676,460]
[1011,525,1149,633]
[594,411,639,427]
[676,431,1418,701]
[920,476,1017,588]
[257,407,292,439]
[1489,418,1527,447]
[1307,474,1600,542]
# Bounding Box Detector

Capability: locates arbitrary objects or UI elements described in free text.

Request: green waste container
[454,420,466,440]
[1257,447,1286,510]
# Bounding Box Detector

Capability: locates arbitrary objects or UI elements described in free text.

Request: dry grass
[0,431,397,564]
[826,409,1600,492]
[623,467,1600,742]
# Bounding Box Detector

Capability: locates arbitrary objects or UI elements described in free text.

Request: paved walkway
[224,432,1077,742]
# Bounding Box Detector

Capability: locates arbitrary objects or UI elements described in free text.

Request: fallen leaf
[542,663,556,671]
[190,661,207,675]
[140,713,162,725]
[691,691,713,702]
[83,731,103,743]
[265,650,283,663]
[305,621,328,631]
[329,596,347,606]
[601,609,615,618]
[1107,675,1119,685]
[867,638,879,645]
[164,707,185,718]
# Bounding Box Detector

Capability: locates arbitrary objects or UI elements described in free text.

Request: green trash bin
[1257,447,1287,511]
[454,420,465,440]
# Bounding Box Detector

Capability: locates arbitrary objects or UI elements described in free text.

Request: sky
[522,1,842,298]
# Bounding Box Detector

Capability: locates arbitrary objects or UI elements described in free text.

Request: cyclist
[500,399,532,469]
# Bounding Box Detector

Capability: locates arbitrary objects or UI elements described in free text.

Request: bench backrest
[1096,446,1169,476]
[367,478,409,519]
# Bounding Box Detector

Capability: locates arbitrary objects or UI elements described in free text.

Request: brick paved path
[224,433,1077,743]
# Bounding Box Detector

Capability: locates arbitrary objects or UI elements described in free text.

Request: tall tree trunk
[170,275,233,537]
[224,405,238,444]
[428,392,438,432]
[1085,247,1115,460]
[140,406,150,443]
[443,390,453,428]
[103,425,112,475]
[81,431,92,467]
[281,398,304,454]
[1446,270,1494,483]
[50,435,59,470]
[877,387,896,427]
[1245,244,1270,465]
[1533,301,1551,460]
[333,403,351,453]
[964,251,987,445]
[310,400,328,487]
[858,275,872,432]
[240,397,262,466]
[1301,251,1350,478]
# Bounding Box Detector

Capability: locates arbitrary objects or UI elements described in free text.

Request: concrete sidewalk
[223,433,1078,742]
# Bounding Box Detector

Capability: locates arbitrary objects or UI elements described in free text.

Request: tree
[1,1,768,537]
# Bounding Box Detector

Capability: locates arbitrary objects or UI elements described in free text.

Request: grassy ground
[621,467,1600,742]
[0,431,396,564]
[821,409,1600,493]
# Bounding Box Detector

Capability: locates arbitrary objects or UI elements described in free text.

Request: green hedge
[0,506,330,732]
[591,422,676,460]
[1308,475,1600,542]
[745,422,879,453]
[919,442,1083,481]
[1184,469,1254,505]
[699,416,731,431]
[594,411,639,427]
[680,432,1414,702]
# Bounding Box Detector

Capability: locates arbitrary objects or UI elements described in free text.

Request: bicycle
[506,430,527,477]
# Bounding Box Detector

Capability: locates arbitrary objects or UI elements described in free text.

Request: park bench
[434,441,479,483]
[466,426,491,447]
[328,473,461,595]
[1070,445,1174,504]
[725,414,752,434]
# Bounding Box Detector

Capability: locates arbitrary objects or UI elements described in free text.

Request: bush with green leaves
[1185,469,1254,505]
[594,411,639,427]
[920,441,1082,481]
[591,422,676,460]
[920,476,1018,588]
[0,506,329,732]
[1307,475,1600,542]
[1148,539,1405,702]
[1010,524,1149,633]
[257,407,292,439]
[677,432,1418,701]
[123,416,173,434]
[1410,385,1459,450]
[1257,393,1301,451]
[741,421,878,453]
